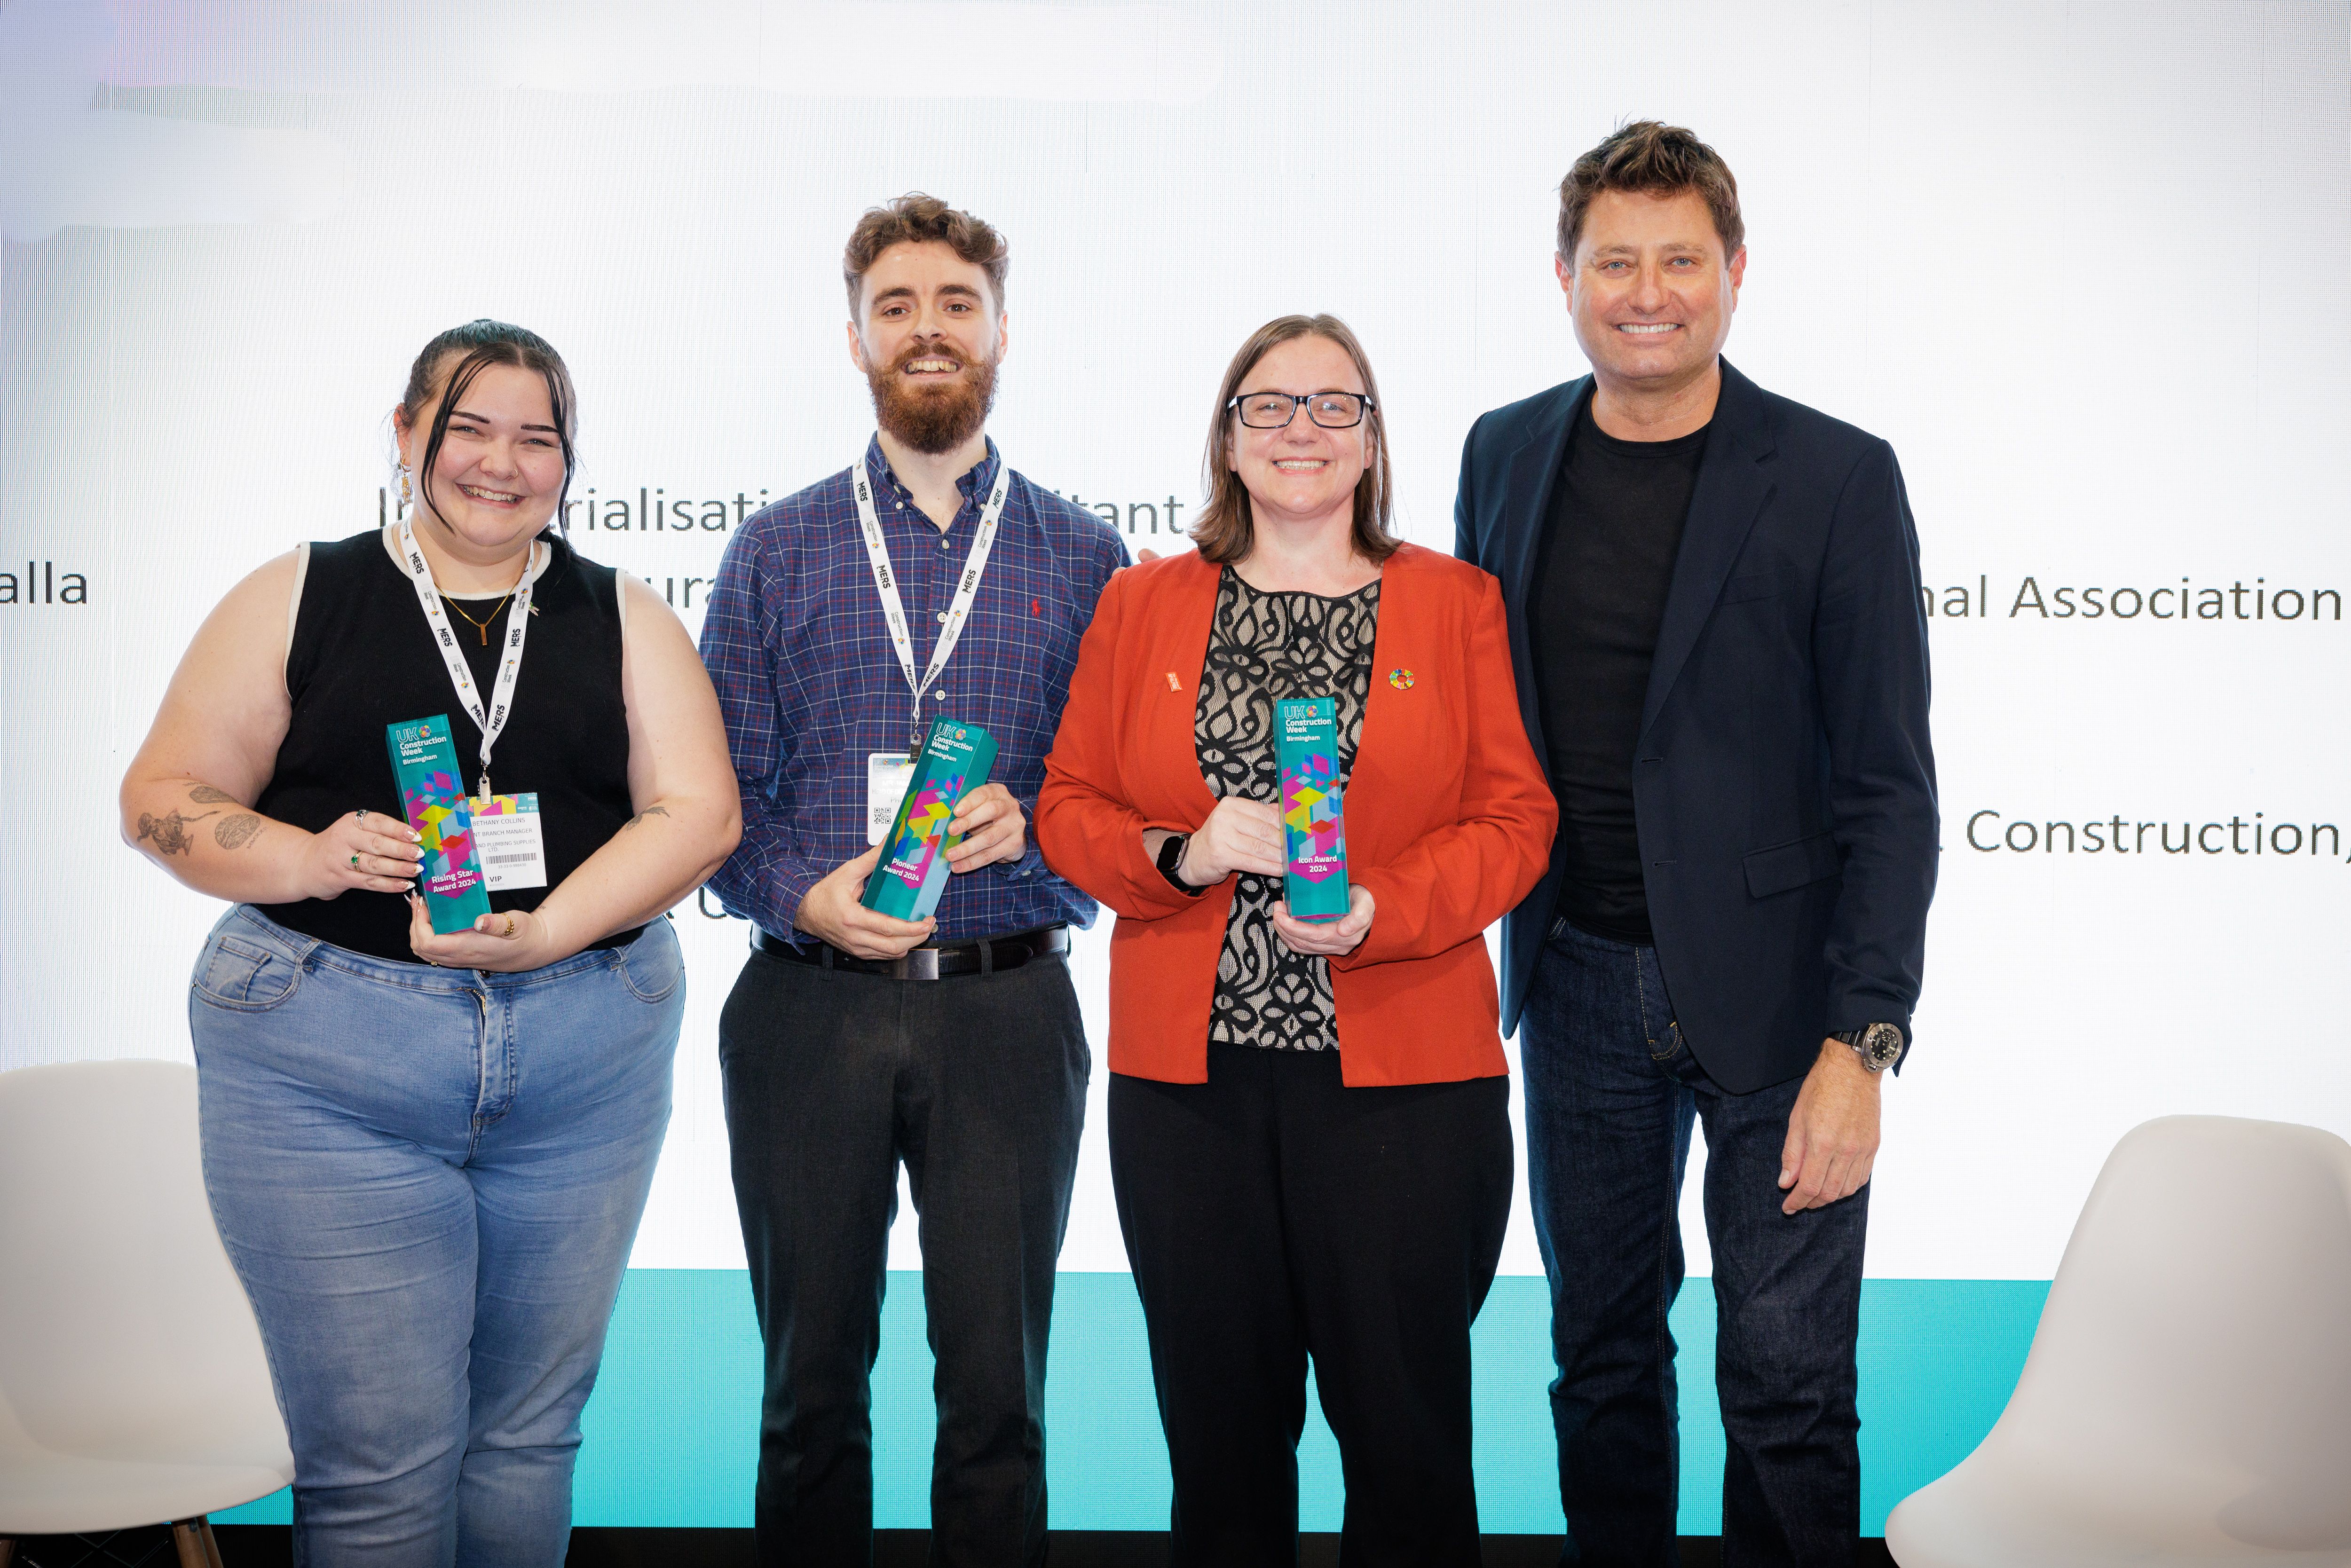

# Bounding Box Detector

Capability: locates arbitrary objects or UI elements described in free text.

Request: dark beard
[865,343,999,456]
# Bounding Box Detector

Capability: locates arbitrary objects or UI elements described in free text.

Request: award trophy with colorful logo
[1276,696,1350,921]
[386,715,493,935]
[862,718,998,922]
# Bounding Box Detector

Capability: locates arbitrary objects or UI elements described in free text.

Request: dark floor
[3,1526,1901,1567]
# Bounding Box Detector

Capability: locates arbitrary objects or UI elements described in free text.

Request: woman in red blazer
[1037,315,1555,1566]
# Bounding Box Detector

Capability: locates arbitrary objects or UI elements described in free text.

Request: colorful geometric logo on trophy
[404,768,480,892]
[882,772,965,891]
[1281,751,1345,883]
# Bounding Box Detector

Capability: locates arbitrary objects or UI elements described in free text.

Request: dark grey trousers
[718,944,1089,1568]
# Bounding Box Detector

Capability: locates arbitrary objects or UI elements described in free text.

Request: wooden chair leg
[200,1518,227,1568]
[171,1519,209,1568]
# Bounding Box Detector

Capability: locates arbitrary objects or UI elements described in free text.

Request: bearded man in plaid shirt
[699,193,1124,1568]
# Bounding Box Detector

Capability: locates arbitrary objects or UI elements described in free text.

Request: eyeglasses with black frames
[1227,390,1376,429]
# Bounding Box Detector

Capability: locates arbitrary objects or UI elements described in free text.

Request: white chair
[1886,1114,2351,1567]
[0,1061,293,1568]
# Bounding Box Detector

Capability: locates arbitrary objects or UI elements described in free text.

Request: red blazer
[1037,544,1556,1087]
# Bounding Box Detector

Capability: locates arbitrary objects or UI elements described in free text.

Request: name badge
[470,793,549,891]
[866,752,916,846]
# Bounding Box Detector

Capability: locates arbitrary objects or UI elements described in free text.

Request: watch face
[1863,1023,1904,1068]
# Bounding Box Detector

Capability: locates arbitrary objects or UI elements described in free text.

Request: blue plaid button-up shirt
[700,436,1127,941]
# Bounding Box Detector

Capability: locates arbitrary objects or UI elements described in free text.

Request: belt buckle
[895,948,943,981]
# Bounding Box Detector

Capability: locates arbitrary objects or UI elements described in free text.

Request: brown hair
[1556,120,1744,262]
[1190,315,1399,567]
[843,193,1009,316]
[399,319,578,534]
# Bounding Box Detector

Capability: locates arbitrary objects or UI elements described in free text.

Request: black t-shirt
[254,529,640,962]
[1529,404,1710,945]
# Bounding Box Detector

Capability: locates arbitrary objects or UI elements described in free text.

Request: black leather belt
[751,923,1069,980]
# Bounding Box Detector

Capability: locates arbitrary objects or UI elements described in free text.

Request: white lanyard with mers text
[396,514,543,802]
[851,448,1011,753]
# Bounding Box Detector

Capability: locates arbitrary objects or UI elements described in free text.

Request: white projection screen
[4,0,2347,1536]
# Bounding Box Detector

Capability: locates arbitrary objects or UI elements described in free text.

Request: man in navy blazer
[1455,122,1936,1565]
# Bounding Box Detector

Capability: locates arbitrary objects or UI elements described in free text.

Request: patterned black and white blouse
[1195,567,1381,1050]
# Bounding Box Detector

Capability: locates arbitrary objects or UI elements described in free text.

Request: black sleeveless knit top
[254,528,641,962]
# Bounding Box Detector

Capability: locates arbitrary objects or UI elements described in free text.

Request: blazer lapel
[1148,552,1225,821]
[1347,544,1427,864]
[1497,378,1589,761]
[1499,378,1589,616]
[1639,360,1778,739]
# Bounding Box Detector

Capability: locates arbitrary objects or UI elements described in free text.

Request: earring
[398,465,412,503]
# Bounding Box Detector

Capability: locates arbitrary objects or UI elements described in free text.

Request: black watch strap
[1834,1022,1906,1072]
[1156,833,1205,895]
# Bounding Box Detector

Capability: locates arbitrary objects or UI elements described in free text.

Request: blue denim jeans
[1520,919,1865,1568]
[189,906,683,1568]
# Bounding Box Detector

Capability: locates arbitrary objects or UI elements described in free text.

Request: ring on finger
[350,853,360,868]
[502,913,517,939]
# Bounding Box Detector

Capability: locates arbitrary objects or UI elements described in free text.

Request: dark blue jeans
[1521,919,1865,1568]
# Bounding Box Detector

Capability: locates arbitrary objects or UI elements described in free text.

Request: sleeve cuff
[771,867,824,936]
[998,834,1049,882]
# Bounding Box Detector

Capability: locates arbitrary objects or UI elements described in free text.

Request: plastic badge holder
[862,717,998,922]
[1276,696,1350,921]
[386,715,493,935]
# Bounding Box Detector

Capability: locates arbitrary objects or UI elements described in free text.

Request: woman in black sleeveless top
[120,321,740,1563]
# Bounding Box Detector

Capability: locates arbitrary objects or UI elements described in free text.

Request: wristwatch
[1833,1022,1906,1073]
[1155,832,1204,895]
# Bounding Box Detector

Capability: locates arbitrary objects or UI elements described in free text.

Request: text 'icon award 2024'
[1277,697,1350,921]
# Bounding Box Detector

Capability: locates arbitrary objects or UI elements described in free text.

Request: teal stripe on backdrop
[221,1272,2046,1534]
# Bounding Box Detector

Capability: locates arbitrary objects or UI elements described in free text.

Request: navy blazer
[1455,360,1938,1094]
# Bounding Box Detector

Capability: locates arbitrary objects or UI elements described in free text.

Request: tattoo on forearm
[620,806,671,830]
[187,785,239,804]
[214,813,263,850]
[138,809,218,857]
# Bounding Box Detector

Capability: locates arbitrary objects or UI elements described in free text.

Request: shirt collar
[862,433,1003,518]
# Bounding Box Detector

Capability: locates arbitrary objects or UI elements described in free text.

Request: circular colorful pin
[1388,668,1415,690]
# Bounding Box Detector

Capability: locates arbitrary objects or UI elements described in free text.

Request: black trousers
[719,945,1089,1568]
[1109,1042,1515,1568]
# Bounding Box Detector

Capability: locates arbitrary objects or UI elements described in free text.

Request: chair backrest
[0,1060,284,1459]
[1985,1115,2351,1544]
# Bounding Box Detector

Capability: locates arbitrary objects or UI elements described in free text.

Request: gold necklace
[443,591,514,645]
